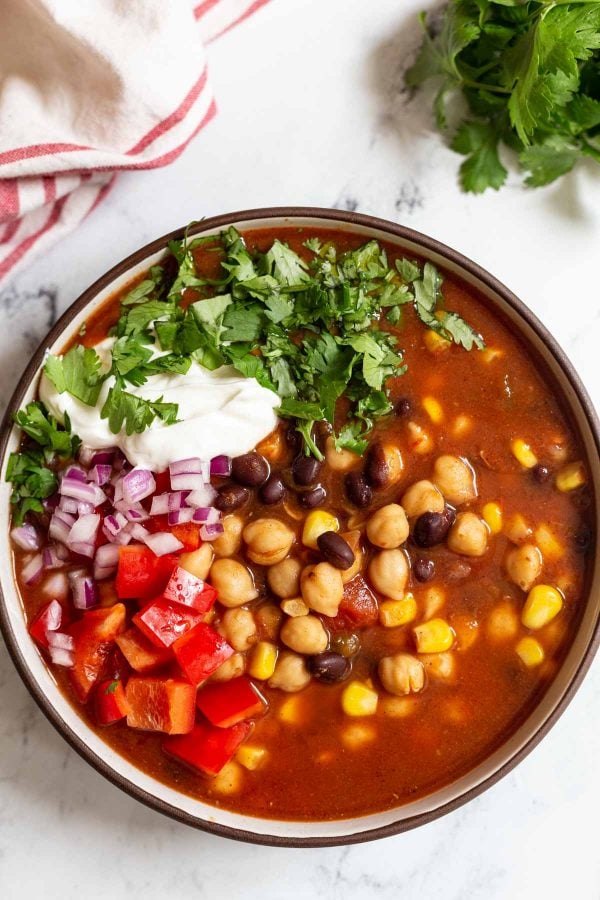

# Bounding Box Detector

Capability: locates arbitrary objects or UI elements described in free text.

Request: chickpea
[366,503,409,549]
[378,653,425,696]
[267,557,302,599]
[218,607,258,652]
[209,559,258,607]
[400,480,444,519]
[487,601,519,642]
[280,614,328,654]
[368,549,409,601]
[421,652,455,681]
[212,515,244,558]
[255,603,283,640]
[432,455,477,506]
[366,442,404,488]
[179,543,214,580]
[447,512,488,557]
[340,530,364,584]
[243,517,295,566]
[268,651,311,692]
[211,652,246,682]
[301,562,344,617]
[325,435,360,472]
[505,543,542,592]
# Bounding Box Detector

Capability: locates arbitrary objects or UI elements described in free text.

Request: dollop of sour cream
[39,338,280,471]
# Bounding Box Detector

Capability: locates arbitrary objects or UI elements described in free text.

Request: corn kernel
[406,421,433,454]
[213,760,243,794]
[379,594,417,628]
[341,681,379,717]
[482,501,503,535]
[480,347,503,364]
[379,696,417,718]
[248,641,278,680]
[422,396,444,424]
[511,439,538,469]
[424,329,451,355]
[452,415,473,437]
[236,745,268,771]
[414,618,455,653]
[302,509,339,549]
[516,636,545,668]
[534,525,563,561]
[280,598,309,617]
[341,722,377,749]
[521,584,563,630]
[555,461,586,492]
[278,695,304,724]
[505,513,532,545]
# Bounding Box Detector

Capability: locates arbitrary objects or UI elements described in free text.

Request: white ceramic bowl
[1,208,598,846]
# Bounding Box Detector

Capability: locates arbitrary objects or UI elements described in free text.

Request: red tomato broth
[12,226,594,821]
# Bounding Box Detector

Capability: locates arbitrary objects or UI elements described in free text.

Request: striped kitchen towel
[0,0,269,284]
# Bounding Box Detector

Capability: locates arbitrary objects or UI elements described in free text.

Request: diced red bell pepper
[29,599,64,649]
[95,678,130,725]
[125,676,195,734]
[67,603,127,702]
[116,545,179,600]
[163,566,217,613]
[326,575,379,631]
[196,676,267,728]
[173,622,233,685]
[116,627,173,673]
[133,597,203,649]
[164,720,252,775]
[170,522,201,551]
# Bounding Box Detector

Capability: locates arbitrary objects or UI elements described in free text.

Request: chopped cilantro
[44,345,106,406]
[100,383,178,435]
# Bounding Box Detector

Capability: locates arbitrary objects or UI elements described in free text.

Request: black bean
[413,507,455,548]
[317,531,355,570]
[292,454,321,486]
[413,557,435,582]
[395,397,412,417]
[298,485,326,509]
[574,526,592,553]
[214,483,250,512]
[308,651,351,684]
[285,421,302,453]
[259,474,285,505]
[345,471,373,508]
[532,464,550,484]
[231,452,269,487]
[365,443,388,489]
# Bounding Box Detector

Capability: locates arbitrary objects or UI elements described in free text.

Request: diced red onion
[22,553,44,584]
[49,514,72,545]
[91,449,116,467]
[11,524,41,551]
[149,493,170,515]
[54,542,71,561]
[48,646,74,667]
[186,485,217,507]
[94,544,120,580]
[169,472,207,491]
[103,512,128,537]
[60,476,106,507]
[59,496,79,515]
[128,523,150,541]
[41,598,63,632]
[67,514,100,558]
[47,630,75,651]
[200,522,225,541]
[65,465,87,482]
[192,506,220,524]
[69,570,99,610]
[91,464,112,486]
[43,494,60,513]
[168,491,190,512]
[42,545,65,569]
[143,532,184,556]
[78,445,96,466]
[114,500,149,522]
[168,508,194,526]
[77,501,95,516]
[169,457,203,476]
[42,571,69,600]
[122,468,156,503]
[210,455,232,477]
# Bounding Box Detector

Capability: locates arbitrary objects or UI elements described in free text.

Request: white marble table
[1,1,599,897]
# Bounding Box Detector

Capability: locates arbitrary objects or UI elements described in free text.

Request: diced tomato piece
[173,623,233,685]
[164,720,252,775]
[163,566,217,613]
[196,677,267,728]
[116,627,173,673]
[95,678,130,725]
[116,545,179,600]
[125,677,195,734]
[339,576,379,627]
[29,599,63,649]
[67,604,127,702]
[153,470,171,494]
[170,523,201,551]
[133,597,203,649]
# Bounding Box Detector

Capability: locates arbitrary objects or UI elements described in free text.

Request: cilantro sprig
[406,1,600,192]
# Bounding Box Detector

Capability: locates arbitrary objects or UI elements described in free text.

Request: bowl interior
[1,210,598,846]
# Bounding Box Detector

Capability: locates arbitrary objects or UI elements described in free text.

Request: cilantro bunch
[406,1,600,192]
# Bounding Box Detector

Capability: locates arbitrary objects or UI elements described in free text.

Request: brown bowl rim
[1,205,599,848]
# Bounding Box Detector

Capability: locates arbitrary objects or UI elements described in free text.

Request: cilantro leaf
[44,345,106,406]
[100,383,178,435]
[13,402,76,456]
[451,121,508,193]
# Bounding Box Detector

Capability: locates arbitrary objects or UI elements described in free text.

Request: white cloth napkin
[0,0,269,283]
